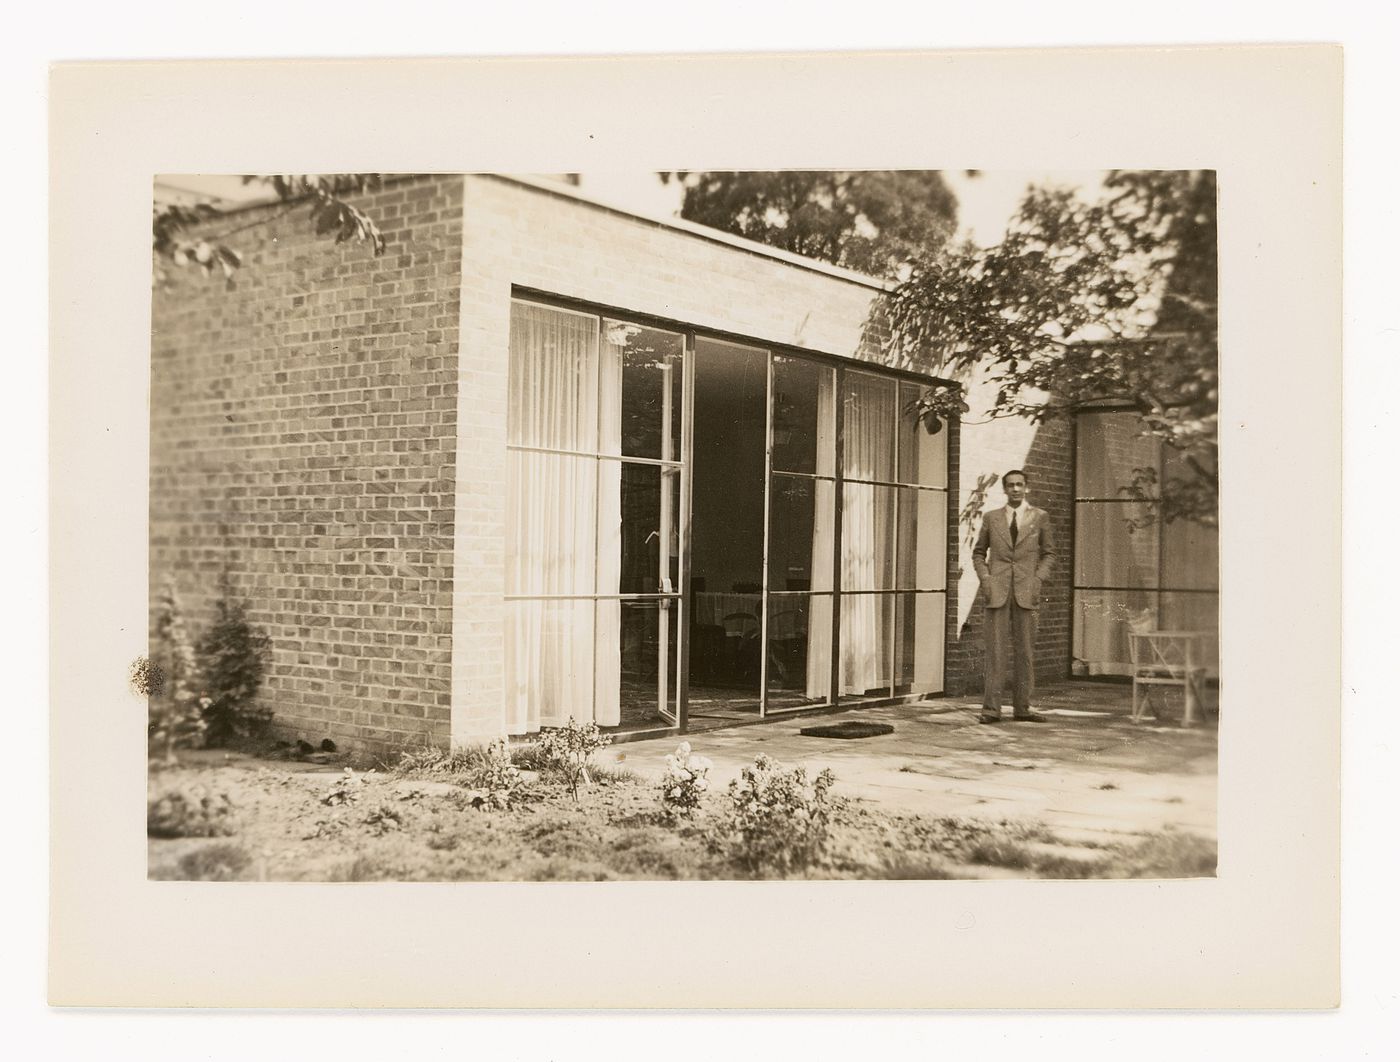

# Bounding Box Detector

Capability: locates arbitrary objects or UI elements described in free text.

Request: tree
[663,170,958,279]
[152,174,387,285]
[886,170,1219,527]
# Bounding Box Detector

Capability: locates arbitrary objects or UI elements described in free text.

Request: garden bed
[147,745,1216,882]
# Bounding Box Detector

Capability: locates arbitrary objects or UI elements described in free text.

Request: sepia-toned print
[144,169,1219,882]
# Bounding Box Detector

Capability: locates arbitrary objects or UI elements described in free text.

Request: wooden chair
[1128,630,1211,727]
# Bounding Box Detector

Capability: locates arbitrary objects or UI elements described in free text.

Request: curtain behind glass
[839,374,895,694]
[505,304,622,731]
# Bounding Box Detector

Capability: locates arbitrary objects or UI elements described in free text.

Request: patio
[596,682,1218,844]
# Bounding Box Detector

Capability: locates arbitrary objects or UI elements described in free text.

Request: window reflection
[603,319,684,461]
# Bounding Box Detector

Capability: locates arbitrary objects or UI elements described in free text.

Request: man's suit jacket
[972,504,1057,610]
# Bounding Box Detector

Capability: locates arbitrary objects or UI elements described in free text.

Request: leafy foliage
[263,174,387,255]
[152,173,387,286]
[665,170,957,279]
[885,170,1219,526]
[473,739,523,810]
[151,202,243,284]
[720,754,838,876]
[194,577,273,746]
[904,382,970,436]
[147,583,207,762]
[393,743,485,777]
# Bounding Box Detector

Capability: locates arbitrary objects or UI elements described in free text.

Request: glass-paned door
[686,337,768,722]
[505,300,684,735]
[766,355,837,711]
[833,372,950,703]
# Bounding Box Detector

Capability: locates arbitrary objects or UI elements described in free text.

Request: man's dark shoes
[1013,711,1047,723]
[978,712,1002,724]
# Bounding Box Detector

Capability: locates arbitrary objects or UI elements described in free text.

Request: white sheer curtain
[504,303,621,733]
[839,374,895,695]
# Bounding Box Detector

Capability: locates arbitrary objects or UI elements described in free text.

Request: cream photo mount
[49,47,1341,1008]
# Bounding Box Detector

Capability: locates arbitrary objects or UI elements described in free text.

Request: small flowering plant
[659,742,713,818]
[537,718,612,803]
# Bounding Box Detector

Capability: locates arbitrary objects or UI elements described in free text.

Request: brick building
[151,173,1214,755]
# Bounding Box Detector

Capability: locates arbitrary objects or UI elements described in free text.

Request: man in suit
[972,469,1057,723]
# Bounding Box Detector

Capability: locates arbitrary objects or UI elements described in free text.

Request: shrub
[536,719,612,802]
[721,754,837,876]
[145,583,207,763]
[147,785,237,838]
[177,842,254,881]
[195,577,273,745]
[659,741,712,818]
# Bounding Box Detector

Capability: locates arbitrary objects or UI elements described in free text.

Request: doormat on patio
[798,721,895,739]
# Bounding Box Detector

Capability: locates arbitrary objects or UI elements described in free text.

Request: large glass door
[504,300,684,736]
[764,355,837,713]
[686,338,768,722]
[685,345,949,724]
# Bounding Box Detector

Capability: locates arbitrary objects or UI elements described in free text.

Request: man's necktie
[1009,510,1018,545]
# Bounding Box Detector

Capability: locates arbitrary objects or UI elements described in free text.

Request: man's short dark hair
[1002,469,1028,484]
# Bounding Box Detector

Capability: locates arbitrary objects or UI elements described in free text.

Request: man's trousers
[982,599,1036,716]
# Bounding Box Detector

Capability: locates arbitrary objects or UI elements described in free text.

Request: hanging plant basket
[905,385,969,436]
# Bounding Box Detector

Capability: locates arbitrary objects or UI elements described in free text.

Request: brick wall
[150,174,464,756]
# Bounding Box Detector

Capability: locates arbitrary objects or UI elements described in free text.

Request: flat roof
[486,174,893,294]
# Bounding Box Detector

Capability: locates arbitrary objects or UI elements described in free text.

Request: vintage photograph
[143,168,1220,882]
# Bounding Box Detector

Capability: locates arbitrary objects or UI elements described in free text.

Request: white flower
[676,742,691,758]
